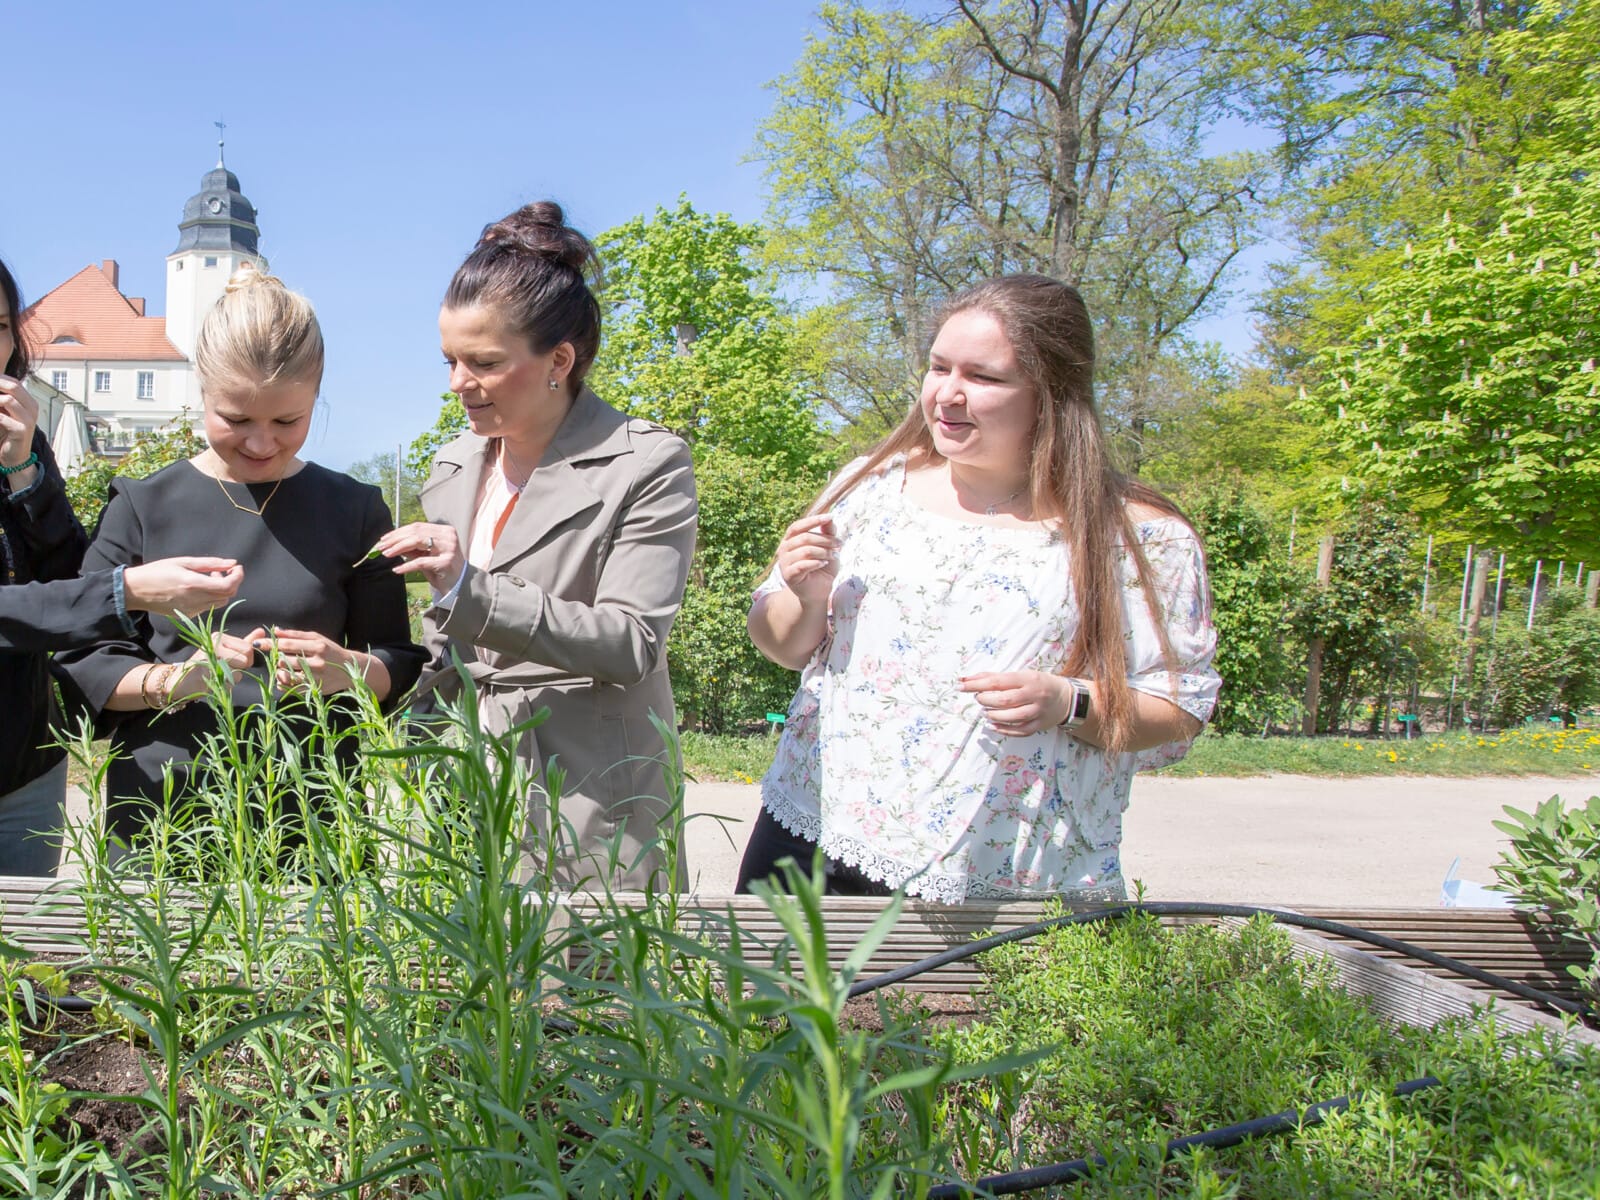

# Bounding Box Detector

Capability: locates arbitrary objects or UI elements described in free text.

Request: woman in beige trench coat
[377,202,697,892]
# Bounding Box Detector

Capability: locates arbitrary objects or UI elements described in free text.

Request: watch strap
[1061,677,1092,728]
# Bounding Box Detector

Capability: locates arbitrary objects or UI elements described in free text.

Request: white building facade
[21,162,266,456]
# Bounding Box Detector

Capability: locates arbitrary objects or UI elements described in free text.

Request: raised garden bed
[3,686,1593,1196]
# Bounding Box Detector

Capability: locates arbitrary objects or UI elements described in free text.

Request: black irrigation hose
[923,1075,1444,1199]
[847,901,1596,1021]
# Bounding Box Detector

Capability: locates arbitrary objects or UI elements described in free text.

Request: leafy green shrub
[1480,585,1600,727]
[62,420,206,529]
[670,450,826,733]
[1179,476,1303,734]
[1494,794,1600,1002]
[1290,499,1423,734]
[935,910,1600,1196]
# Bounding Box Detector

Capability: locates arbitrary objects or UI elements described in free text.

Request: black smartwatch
[1061,677,1092,729]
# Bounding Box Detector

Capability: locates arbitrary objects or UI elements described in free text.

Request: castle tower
[163,143,266,361]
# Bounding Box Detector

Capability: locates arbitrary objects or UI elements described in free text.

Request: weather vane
[215,119,226,168]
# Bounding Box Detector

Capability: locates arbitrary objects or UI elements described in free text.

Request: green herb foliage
[1495,795,1600,1004]
[935,911,1600,1196]
[18,633,1014,1197]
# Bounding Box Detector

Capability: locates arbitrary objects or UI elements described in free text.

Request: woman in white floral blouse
[736,274,1221,904]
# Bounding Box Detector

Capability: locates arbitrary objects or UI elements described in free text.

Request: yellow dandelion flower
[1387,751,1398,762]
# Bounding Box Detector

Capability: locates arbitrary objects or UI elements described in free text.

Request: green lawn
[682,725,1600,783]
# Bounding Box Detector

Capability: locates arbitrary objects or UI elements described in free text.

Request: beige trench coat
[419,387,697,891]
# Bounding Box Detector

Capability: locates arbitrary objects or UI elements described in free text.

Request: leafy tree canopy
[347,449,426,525]
[590,199,827,477]
[1311,157,1600,562]
[65,422,206,528]
[756,0,1276,440]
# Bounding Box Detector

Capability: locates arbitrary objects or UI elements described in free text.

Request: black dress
[0,430,90,799]
[56,460,426,838]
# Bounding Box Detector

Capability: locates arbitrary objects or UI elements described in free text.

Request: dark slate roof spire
[171,150,260,256]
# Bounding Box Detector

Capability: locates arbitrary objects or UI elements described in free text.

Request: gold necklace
[214,472,286,516]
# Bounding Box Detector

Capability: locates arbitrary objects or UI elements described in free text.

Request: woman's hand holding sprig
[165,631,258,704]
[776,514,839,608]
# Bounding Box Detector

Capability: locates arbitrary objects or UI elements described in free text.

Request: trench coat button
[508,577,526,587]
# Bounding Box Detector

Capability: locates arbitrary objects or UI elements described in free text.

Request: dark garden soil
[28,1012,167,1159]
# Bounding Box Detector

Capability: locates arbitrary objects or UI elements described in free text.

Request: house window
[94,371,112,393]
[204,256,218,268]
[50,370,69,391]
[175,260,184,271]
[137,371,155,399]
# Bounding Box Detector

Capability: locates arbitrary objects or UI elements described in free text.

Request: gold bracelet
[158,662,189,709]
[139,664,163,709]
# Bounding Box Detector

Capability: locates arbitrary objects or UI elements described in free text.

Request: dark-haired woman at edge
[1,256,243,874]
[378,202,698,892]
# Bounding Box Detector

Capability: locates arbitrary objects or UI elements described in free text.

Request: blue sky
[2,0,1267,470]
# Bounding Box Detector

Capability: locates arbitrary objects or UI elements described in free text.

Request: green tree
[757,0,1276,440]
[1177,477,1303,734]
[1311,165,1600,562]
[1145,365,1340,525]
[347,449,425,525]
[407,394,464,479]
[1292,501,1423,734]
[65,422,207,528]
[671,454,825,734]
[1244,0,1596,407]
[590,199,826,476]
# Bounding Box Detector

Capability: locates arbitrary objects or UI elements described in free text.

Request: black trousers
[735,807,894,897]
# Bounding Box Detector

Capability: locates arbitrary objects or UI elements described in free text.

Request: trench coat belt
[414,657,589,701]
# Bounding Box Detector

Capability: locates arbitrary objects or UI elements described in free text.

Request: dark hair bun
[479,202,598,278]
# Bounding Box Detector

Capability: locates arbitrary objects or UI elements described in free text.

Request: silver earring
[549,378,561,391]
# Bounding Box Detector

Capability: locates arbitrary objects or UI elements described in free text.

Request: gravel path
[684,774,1594,906]
[60,773,1593,906]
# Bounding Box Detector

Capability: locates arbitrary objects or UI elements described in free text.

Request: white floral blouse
[757,456,1220,904]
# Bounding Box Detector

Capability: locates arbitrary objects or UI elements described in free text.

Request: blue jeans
[0,758,67,876]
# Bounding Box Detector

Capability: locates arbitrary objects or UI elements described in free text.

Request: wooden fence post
[1302,536,1336,736]
[1587,570,1599,609]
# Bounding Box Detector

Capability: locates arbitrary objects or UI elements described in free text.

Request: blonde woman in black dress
[59,266,424,846]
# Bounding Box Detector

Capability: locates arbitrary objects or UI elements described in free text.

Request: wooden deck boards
[3,878,1592,1030]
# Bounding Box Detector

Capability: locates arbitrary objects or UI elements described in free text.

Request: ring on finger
[426,535,435,552]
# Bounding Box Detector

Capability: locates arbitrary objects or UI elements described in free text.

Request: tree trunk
[1459,552,1491,727]
[1301,536,1336,735]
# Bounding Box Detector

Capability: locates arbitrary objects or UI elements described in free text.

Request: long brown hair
[818,274,1196,752]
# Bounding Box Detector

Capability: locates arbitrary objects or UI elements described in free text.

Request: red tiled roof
[20,261,186,363]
